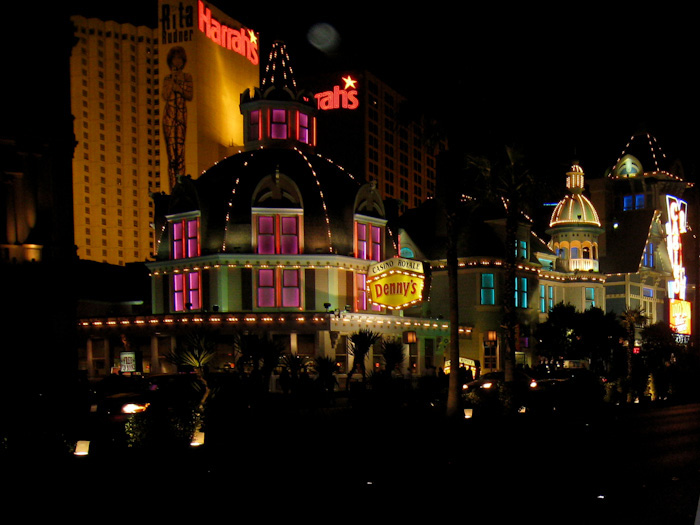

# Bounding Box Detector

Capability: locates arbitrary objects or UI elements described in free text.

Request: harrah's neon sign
[198,1,259,65]
[315,76,359,111]
[666,195,687,300]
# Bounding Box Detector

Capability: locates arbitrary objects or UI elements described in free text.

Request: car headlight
[529,380,538,388]
[121,403,150,414]
[482,382,493,389]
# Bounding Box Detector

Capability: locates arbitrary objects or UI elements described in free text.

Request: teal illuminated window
[481,273,495,305]
[585,287,595,308]
[516,239,527,259]
[540,284,546,313]
[515,277,528,308]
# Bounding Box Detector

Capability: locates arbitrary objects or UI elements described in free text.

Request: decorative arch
[252,168,303,208]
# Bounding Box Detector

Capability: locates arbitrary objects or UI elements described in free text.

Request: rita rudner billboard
[158,0,260,191]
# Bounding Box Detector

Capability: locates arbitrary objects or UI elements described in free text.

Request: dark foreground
[4,399,700,523]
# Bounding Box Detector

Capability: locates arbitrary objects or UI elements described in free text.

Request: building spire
[261,40,297,92]
[566,161,585,194]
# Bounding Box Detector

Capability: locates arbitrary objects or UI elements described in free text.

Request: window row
[248,109,315,145]
[169,269,381,313]
[171,214,384,261]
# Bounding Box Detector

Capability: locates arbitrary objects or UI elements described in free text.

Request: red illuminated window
[355,221,382,261]
[249,110,261,141]
[256,268,301,308]
[270,109,288,139]
[255,214,300,255]
[173,271,201,311]
[172,217,199,260]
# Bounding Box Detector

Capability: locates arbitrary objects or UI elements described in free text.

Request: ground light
[190,429,205,447]
[74,440,90,456]
[463,408,473,419]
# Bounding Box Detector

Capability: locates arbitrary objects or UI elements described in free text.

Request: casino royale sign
[367,258,425,310]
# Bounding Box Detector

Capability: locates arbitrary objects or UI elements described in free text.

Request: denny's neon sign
[315,76,359,111]
[666,195,688,300]
[367,257,424,310]
[198,1,259,65]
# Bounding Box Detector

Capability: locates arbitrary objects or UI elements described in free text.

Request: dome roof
[549,163,601,228]
[154,146,386,258]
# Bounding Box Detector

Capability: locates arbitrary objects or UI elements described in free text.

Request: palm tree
[468,146,534,382]
[232,331,285,394]
[166,325,217,412]
[380,338,405,376]
[620,306,647,399]
[348,329,381,380]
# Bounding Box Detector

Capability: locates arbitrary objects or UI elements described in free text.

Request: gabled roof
[599,209,656,274]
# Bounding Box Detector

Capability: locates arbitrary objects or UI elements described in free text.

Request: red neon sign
[198,1,259,65]
[315,76,359,111]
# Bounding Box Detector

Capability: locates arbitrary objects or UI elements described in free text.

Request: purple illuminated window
[171,217,199,260]
[299,112,309,144]
[256,215,299,255]
[188,272,200,310]
[356,223,367,259]
[271,109,288,139]
[356,273,367,311]
[173,273,184,311]
[173,222,183,259]
[371,225,382,261]
[280,216,299,254]
[257,216,275,254]
[281,269,300,307]
[173,270,201,312]
[257,269,275,307]
[355,222,382,261]
[250,110,260,140]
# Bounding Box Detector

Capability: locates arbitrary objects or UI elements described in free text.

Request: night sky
[3,2,697,189]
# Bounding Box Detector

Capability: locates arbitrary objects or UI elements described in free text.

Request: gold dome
[549,163,601,227]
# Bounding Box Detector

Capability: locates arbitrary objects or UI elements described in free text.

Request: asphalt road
[5,401,700,521]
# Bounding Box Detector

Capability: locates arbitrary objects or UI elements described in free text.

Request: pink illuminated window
[171,217,199,260]
[256,268,301,308]
[281,269,300,307]
[356,223,367,259]
[280,216,299,254]
[173,270,201,312]
[257,269,275,307]
[355,221,382,261]
[255,214,299,255]
[298,112,310,144]
[356,273,367,311]
[257,216,275,254]
[270,109,288,139]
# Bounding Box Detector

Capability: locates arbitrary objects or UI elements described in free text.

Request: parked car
[462,371,545,415]
[533,367,605,412]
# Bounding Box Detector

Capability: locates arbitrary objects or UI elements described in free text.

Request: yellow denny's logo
[367,258,424,310]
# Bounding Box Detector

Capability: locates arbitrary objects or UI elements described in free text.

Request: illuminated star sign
[248,30,257,45]
[343,76,357,89]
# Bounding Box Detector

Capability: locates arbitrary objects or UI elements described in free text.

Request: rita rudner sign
[367,258,425,310]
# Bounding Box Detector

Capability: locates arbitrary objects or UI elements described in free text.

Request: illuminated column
[150,335,160,375]
[86,338,95,379]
